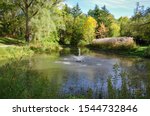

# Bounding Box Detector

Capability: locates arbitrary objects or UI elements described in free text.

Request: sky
[64,0,150,19]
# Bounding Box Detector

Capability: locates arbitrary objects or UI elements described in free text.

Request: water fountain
[73,48,84,62]
[55,48,104,67]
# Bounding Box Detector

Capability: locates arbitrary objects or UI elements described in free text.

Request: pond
[0,48,150,99]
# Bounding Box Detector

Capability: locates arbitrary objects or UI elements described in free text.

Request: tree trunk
[25,1,30,43]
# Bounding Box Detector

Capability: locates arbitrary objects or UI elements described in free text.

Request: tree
[82,16,97,44]
[0,0,22,36]
[96,23,108,38]
[60,3,86,46]
[60,4,74,45]
[88,4,115,37]
[118,17,130,36]
[88,5,114,27]
[63,4,71,15]
[70,15,86,45]
[71,3,82,19]
[70,3,84,46]
[14,0,62,43]
[119,3,150,45]
[109,22,120,37]
[101,5,109,13]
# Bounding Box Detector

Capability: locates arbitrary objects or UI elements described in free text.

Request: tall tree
[14,0,62,42]
[118,17,130,36]
[71,3,82,19]
[70,3,83,46]
[0,0,21,36]
[109,22,120,37]
[88,4,115,37]
[101,5,109,13]
[82,16,97,43]
[96,23,108,38]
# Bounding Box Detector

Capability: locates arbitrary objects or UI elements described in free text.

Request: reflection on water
[0,48,150,98]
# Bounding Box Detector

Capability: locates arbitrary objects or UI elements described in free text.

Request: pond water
[0,48,150,98]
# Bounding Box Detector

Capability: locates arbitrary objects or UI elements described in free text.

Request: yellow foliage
[83,16,97,29]
[82,16,97,43]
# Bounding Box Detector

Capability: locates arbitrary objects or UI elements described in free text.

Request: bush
[78,40,87,47]
[92,37,136,51]
[144,46,150,58]
[30,39,62,53]
[0,46,33,60]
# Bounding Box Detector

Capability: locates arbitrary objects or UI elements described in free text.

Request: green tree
[109,22,120,37]
[118,17,130,36]
[59,3,85,46]
[71,3,82,19]
[71,3,83,46]
[124,4,150,45]
[70,15,86,46]
[88,5,115,37]
[0,0,23,37]
[60,4,74,45]
[13,0,62,42]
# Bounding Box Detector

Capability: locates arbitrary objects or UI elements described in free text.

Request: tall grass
[0,46,33,60]
[91,37,137,51]
[106,64,149,99]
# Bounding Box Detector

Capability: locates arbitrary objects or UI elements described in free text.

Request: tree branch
[51,0,61,8]
[140,21,150,26]
[15,2,26,14]
[28,0,34,7]
[30,10,39,19]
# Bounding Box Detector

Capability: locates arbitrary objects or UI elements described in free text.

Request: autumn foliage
[82,16,97,43]
[96,23,108,38]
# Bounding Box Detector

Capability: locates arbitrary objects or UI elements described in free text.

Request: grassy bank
[0,37,62,60]
[0,47,34,60]
[88,45,149,58]
[89,37,150,58]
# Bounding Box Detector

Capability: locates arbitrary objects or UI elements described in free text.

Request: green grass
[88,44,149,58]
[0,46,33,60]
[129,46,148,57]
[0,48,9,58]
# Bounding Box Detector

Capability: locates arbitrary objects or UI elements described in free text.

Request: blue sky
[64,0,150,18]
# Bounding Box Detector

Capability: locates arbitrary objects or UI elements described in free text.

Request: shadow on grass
[0,37,23,46]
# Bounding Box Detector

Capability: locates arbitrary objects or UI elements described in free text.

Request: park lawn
[0,37,33,60]
[0,47,9,57]
[0,37,19,59]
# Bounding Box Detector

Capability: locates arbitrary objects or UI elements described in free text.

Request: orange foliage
[96,23,108,38]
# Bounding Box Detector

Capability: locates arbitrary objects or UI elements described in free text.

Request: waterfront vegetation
[0,0,150,98]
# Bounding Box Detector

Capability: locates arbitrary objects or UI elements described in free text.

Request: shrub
[30,37,62,53]
[92,37,136,50]
[144,46,150,58]
[0,46,33,60]
[78,40,87,47]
